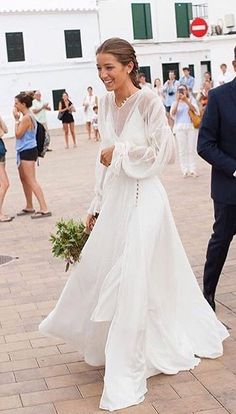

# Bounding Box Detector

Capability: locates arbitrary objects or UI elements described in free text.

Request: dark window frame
[6,32,25,62]
[52,89,66,111]
[162,63,180,83]
[139,66,152,83]
[64,29,83,59]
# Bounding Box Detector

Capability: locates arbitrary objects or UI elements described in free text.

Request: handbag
[188,108,202,129]
[57,112,64,121]
[0,138,6,157]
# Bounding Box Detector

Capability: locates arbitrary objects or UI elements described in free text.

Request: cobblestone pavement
[1,126,236,414]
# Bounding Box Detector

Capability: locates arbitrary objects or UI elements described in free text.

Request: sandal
[0,216,14,223]
[17,209,35,216]
[31,211,52,219]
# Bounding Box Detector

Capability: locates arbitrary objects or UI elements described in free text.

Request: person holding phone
[170,84,199,177]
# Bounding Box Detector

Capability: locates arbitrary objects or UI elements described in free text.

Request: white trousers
[175,128,198,174]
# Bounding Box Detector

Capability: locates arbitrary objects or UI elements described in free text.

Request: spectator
[196,80,212,115]
[83,87,98,140]
[58,92,77,149]
[32,90,52,151]
[217,63,234,86]
[91,105,100,141]
[179,67,195,92]
[203,71,213,88]
[153,78,164,100]
[170,84,199,177]
[0,115,12,222]
[138,73,152,89]
[163,70,179,129]
[13,93,51,219]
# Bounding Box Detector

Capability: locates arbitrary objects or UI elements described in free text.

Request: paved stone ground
[1,126,236,414]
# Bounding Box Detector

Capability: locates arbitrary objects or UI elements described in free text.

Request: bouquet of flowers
[50,218,90,271]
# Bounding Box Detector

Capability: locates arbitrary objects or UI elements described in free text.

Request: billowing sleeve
[87,148,106,215]
[110,96,175,179]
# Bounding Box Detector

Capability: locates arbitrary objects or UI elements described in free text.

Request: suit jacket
[197,77,236,204]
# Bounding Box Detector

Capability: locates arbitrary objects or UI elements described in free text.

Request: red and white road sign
[190,17,208,37]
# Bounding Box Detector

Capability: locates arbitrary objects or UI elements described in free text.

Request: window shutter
[132,3,153,40]
[175,3,192,38]
[6,32,25,62]
[64,30,83,59]
[144,4,153,39]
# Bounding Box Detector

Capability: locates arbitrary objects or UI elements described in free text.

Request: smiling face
[96,53,133,92]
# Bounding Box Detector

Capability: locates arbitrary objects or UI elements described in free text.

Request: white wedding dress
[39,89,228,412]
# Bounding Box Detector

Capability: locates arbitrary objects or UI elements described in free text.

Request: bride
[39,38,228,412]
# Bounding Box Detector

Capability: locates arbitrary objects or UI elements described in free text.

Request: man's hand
[100,146,115,167]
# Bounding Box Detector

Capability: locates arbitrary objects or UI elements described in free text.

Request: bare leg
[69,123,77,147]
[94,129,100,141]
[0,163,10,219]
[86,122,91,139]
[18,164,34,210]
[20,160,49,212]
[63,123,69,148]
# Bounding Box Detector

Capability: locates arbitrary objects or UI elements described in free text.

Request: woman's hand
[100,146,115,167]
[86,214,97,232]
[13,107,20,121]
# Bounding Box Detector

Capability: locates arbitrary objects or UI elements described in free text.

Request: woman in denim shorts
[0,115,12,222]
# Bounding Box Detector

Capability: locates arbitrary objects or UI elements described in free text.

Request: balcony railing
[192,3,208,19]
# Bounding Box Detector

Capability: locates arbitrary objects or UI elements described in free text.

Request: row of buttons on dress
[135,179,139,206]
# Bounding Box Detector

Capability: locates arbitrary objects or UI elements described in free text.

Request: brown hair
[96,38,140,88]
[15,92,33,108]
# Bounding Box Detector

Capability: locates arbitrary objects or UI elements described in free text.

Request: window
[175,3,193,38]
[131,3,153,39]
[52,89,66,111]
[64,30,82,59]
[189,64,195,78]
[139,66,151,83]
[162,63,180,83]
[6,32,25,62]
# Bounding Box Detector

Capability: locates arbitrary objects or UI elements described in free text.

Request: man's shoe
[203,291,216,312]
[46,148,53,152]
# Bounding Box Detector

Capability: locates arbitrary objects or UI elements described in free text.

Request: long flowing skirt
[39,172,228,411]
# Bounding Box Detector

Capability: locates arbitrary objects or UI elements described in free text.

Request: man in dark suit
[197,52,236,311]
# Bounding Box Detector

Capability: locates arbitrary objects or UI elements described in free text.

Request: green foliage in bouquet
[50,219,89,272]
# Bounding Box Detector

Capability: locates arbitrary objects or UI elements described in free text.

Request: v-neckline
[109,90,142,139]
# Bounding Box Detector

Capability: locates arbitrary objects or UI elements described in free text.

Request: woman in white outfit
[39,38,228,412]
[0,115,12,222]
[171,84,199,177]
[83,86,98,140]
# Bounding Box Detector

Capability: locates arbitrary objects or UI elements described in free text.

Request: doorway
[162,63,180,83]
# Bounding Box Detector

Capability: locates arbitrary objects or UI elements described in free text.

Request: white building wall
[0,8,105,136]
[207,0,236,33]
